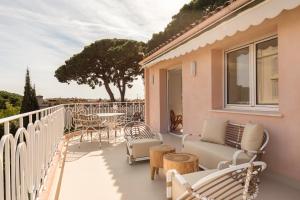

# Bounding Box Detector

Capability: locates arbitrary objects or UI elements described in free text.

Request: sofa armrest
[232,149,265,165]
[157,132,163,142]
[217,161,232,170]
[182,134,192,147]
[166,169,192,200]
[182,134,201,147]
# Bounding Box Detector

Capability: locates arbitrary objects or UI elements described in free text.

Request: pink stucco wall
[145,7,300,182]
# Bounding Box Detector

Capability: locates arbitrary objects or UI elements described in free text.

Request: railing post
[19,117,24,142]
[67,104,71,133]
[4,121,9,135]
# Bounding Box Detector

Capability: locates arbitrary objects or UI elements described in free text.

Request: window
[227,47,250,105]
[256,38,278,105]
[225,37,278,110]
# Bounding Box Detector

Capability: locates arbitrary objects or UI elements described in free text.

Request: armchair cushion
[128,138,162,158]
[241,123,264,152]
[182,140,251,169]
[200,119,227,145]
[172,169,217,199]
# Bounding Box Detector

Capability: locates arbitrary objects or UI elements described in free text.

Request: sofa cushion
[128,138,162,158]
[200,119,227,145]
[182,140,251,169]
[241,123,264,152]
[172,169,217,199]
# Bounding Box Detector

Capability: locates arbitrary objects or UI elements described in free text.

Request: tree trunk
[117,83,126,102]
[120,85,126,102]
[103,81,116,102]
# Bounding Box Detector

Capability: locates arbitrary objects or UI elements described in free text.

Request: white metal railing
[0,101,144,200]
[64,102,145,132]
[0,105,65,200]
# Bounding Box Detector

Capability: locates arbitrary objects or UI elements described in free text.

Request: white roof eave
[143,0,300,68]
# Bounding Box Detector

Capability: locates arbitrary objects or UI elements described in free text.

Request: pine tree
[31,85,39,111]
[20,69,39,114]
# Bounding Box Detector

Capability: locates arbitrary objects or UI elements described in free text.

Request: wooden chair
[124,121,163,164]
[170,110,183,131]
[166,161,266,200]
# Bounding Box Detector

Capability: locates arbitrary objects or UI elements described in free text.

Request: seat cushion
[241,123,264,151]
[172,169,244,200]
[172,169,217,199]
[182,140,251,169]
[128,138,162,158]
[200,119,227,145]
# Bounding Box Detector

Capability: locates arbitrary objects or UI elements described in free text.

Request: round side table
[149,144,176,180]
[163,153,198,174]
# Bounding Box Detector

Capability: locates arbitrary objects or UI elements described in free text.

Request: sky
[0,0,190,99]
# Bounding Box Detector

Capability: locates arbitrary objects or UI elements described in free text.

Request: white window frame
[224,36,279,111]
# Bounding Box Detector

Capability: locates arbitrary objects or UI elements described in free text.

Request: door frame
[167,66,183,133]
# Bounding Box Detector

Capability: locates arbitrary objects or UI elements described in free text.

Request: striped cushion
[225,123,244,149]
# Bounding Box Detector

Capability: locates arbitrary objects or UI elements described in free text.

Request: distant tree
[20,69,39,114]
[55,39,145,102]
[0,90,22,109]
[31,86,39,110]
[146,0,228,53]
[0,102,20,119]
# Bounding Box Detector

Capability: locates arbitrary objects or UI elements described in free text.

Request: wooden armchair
[170,110,183,131]
[167,161,266,200]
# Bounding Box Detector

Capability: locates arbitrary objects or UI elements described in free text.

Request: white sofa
[182,120,269,170]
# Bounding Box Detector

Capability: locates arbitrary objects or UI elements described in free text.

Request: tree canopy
[55,39,145,102]
[146,0,228,53]
[0,90,22,110]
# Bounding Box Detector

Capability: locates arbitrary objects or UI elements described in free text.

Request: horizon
[0,0,190,99]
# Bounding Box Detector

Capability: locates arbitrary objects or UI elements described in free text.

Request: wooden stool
[149,144,176,180]
[163,153,198,174]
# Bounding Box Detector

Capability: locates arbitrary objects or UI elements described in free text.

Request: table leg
[151,166,156,180]
[156,168,159,175]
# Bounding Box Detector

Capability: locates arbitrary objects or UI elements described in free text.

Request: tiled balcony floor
[58,133,300,200]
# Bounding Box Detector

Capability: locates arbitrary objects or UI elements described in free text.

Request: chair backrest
[76,114,104,129]
[179,161,267,200]
[131,112,142,121]
[170,110,176,123]
[225,122,269,152]
[124,121,155,140]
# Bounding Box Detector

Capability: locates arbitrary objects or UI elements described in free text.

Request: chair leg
[151,167,156,180]
[128,156,133,165]
[79,130,83,148]
[107,129,110,143]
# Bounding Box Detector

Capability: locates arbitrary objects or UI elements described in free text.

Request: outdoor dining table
[96,112,125,118]
[96,112,125,141]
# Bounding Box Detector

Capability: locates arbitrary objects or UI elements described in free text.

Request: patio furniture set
[73,109,269,199]
[73,108,143,146]
[124,119,269,200]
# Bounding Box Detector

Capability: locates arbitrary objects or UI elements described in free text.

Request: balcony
[0,102,299,200]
